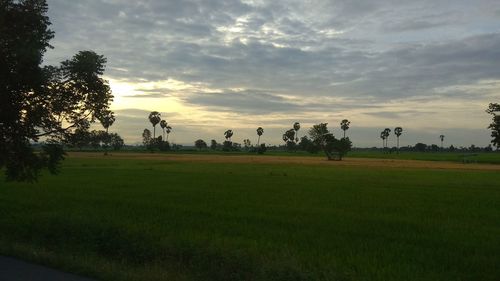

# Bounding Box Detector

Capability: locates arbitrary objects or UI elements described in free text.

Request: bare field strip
[68,152,500,171]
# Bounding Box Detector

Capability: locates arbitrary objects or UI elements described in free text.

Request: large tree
[309,123,352,160]
[0,0,114,181]
[486,103,500,150]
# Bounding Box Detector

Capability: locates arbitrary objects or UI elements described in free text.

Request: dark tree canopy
[195,139,207,150]
[486,103,500,149]
[308,123,352,160]
[0,0,114,181]
[224,130,233,140]
[394,127,403,137]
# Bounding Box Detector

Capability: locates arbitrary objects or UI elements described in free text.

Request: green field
[1,154,499,281]
[348,151,500,164]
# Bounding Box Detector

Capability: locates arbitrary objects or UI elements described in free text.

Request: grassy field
[1,153,499,281]
[348,150,500,164]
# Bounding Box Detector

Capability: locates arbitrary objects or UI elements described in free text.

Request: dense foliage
[309,123,352,160]
[486,103,500,149]
[0,0,113,181]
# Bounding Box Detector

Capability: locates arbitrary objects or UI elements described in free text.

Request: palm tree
[165,125,172,141]
[394,127,403,152]
[98,111,115,155]
[256,127,264,146]
[380,131,386,148]
[160,120,167,140]
[340,119,350,138]
[224,129,233,141]
[293,122,300,143]
[148,111,161,139]
[384,128,391,148]
[99,112,115,134]
[440,135,445,150]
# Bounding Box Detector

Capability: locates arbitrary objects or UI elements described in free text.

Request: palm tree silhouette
[148,111,161,139]
[293,122,300,143]
[440,135,445,150]
[224,130,233,141]
[380,131,386,148]
[394,127,403,151]
[340,119,350,138]
[383,128,391,148]
[160,120,167,140]
[256,127,264,146]
[166,125,172,141]
[99,112,115,134]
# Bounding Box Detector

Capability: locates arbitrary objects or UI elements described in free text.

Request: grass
[1,154,499,281]
[348,150,500,164]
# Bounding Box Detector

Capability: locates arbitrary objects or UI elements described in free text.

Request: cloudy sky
[44,0,500,147]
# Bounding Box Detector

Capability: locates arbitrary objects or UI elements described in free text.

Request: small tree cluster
[143,111,172,151]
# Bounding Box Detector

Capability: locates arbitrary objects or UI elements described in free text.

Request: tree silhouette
[340,119,350,138]
[256,127,264,146]
[394,127,403,152]
[195,139,207,150]
[439,135,445,150]
[0,0,114,181]
[486,103,500,149]
[293,122,301,143]
[99,111,115,135]
[109,133,124,151]
[383,128,391,148]
[98,111,115,155]
[380,131,386,148]
[309,123,351,160]
[224,129,233,141]
[142,129,152,149]
[243,139,251,150]
[166,125,172,141]
[223,130,234,151]
[160,120,167,140]
[148,112,161,139]
[283,128,296,150]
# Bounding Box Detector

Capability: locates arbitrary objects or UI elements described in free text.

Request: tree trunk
[257,135,261,146]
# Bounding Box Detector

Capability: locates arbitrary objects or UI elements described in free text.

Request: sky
[43,0,500,147]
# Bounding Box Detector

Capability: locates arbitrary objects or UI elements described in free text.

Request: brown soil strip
[67,152,500,171]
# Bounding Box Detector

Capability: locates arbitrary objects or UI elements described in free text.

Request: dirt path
[68,152,500,171]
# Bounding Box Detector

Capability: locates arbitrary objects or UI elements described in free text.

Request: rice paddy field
[1,152,499,281]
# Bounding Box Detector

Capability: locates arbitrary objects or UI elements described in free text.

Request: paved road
[0,256,96,281]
